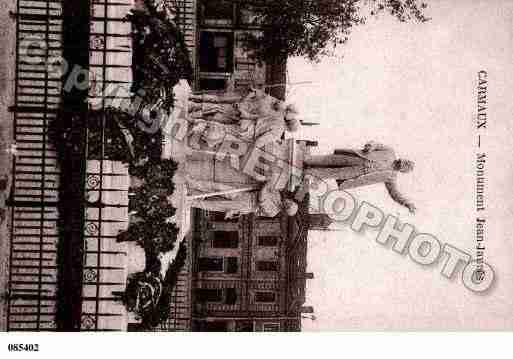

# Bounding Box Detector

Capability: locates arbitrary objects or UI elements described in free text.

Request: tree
[236,0,429,63]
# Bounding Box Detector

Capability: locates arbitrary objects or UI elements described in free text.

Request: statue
[187,88,300,150]
[305,141,416,213]
[171,81,302,218]
[186,176,298,219]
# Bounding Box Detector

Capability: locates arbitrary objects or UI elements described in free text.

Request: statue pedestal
[185,138,309,194]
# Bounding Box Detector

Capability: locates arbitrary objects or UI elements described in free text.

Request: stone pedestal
[185,139,308,193]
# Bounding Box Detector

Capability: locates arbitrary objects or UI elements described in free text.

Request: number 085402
[7,344,39,352]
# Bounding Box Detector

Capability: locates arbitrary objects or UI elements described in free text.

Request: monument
[167,82,417,218]
[179,87,304,218]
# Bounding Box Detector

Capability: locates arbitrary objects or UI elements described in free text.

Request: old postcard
[0,0,512,338]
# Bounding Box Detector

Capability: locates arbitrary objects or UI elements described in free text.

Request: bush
[86,107,163,165]
[118,158,179,254]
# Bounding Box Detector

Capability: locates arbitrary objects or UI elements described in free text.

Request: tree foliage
[237,0,429,62]
[129,0,193,109]
[117,158,179,254]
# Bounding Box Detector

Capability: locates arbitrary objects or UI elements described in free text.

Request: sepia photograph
[0,0,513,351]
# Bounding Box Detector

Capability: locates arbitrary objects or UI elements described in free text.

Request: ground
[0,1,16,331]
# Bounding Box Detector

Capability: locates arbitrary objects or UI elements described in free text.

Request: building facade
[156,174,323,332]
[177,0,286,98]
[188,193,314,332]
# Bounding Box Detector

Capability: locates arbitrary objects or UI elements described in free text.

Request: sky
[288,0,513,330]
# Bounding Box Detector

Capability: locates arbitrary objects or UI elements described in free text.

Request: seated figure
[186,176,298,219]
[188,88,300,150]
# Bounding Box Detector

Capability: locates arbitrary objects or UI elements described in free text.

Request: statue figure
[188,88,300,149]
[305,141,416,213]
[186,176,298,219]
[188,93,242,124]
[187,87,277,123]
[182,86,301,218]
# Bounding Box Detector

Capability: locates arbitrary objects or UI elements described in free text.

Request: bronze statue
[305,141,416,213]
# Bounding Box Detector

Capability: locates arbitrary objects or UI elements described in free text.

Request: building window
[200,0,235,26]
[205,320,229,332]
[212,231,239,248]
[196,288,223,302]
[262,323,280,332]
[198,257,239,273]
[196,288,238,304]
[209,211,237,222]
[225,288,238,305]
[198,257,224,272]
[199,0,260,28]
[127,323,144,332]
[236,321,254,332]
[199,78,227,91]
[258,236,279,247]
[256,261,279,272]
[225,257,239,274]
[200,32,234,73]
[195,320,230,332]
[255,291,276,303]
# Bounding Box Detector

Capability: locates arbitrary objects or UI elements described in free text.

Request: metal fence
[7,0,64,331]
[7,0,132,331]
[80,0,134,332]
